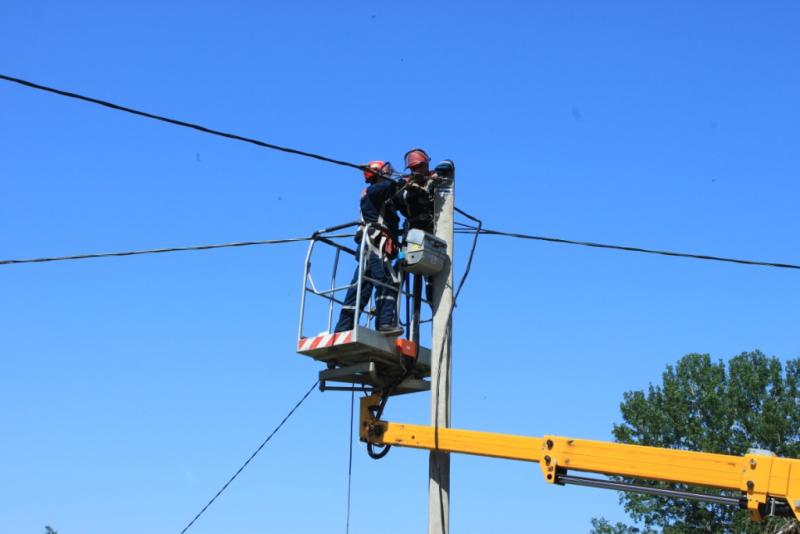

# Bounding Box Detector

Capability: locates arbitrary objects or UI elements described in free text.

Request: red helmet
[363,160,394,182]
[404,148,431,171]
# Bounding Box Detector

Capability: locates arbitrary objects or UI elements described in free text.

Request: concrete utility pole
[429,172,454,534]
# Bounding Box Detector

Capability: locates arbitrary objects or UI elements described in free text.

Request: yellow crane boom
[359,394,800,522]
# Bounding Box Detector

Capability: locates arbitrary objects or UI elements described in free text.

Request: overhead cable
[345,390,355,534]
[5,226,796,272]
[0,237,318,266]
[0,73,364,171]
[179,380,319,534]
[453,207,483,300]
[5,75,796,272]
[454,224,800,271]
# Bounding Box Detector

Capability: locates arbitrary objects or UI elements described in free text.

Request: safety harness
[360,178,406,284]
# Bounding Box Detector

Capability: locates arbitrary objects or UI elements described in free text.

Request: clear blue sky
[2,1,799,533]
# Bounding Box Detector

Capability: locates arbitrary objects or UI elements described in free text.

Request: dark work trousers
[335,250,398,332]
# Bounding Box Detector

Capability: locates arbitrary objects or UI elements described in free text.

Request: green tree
[590,517,656,533]
[594,351,800,533]
[44,527,58,534]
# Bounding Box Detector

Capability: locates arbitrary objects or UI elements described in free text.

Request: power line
[180,380,319,534]
[4,74,795,273]
[0,237,318,266]
[0,73,365,171]
[454,224,800,271]
[5,225,796,272]
[453,207,483,300]
[345,389,355,534]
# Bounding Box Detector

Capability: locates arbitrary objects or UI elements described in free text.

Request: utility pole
[429,171,454,534]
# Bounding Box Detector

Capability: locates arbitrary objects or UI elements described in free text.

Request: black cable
[179,380,319,534]
[454,224,800,271]
[6,75,793,272]
[0,238,309,266]
[0,73,365,171]
[345,389,355,534]
[0,234,355,266]
[453,208,483,300]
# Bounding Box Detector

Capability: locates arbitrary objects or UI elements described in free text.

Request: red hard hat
[404,148,430,169]
[363,160,393,182]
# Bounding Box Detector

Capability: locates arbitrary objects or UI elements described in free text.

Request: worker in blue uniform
[398,148,436,233]
[334,160,404,336]
[395,148,454,309]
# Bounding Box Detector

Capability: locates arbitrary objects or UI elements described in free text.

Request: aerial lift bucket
[296,222,435,394]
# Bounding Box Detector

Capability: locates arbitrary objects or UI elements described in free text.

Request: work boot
[378,324,404,337]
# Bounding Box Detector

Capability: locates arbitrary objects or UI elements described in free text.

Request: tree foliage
[598,351,800,533]
[590,517,656,533]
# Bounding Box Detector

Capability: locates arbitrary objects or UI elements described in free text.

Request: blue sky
[1,1,799,533]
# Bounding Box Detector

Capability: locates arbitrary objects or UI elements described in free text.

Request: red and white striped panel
[298,331,353,352]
